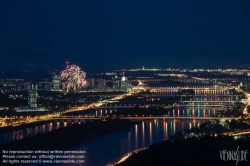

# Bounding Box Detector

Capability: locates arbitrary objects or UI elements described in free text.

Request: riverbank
[0,119,138,150]
[116,135,250,166]
[115,119,250,166]
[0,108,99,134]
[0,120,55,134]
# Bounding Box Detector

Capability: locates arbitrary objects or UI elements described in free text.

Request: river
[65,119,205,166]
[13,119,205,166]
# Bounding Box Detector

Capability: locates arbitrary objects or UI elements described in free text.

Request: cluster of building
[16,84,48,112]
[0,73,132,93]
[111,74,132,92]
[56,73,132,92]
[0,70,135,112]
[0,78,51,92]
[3,66,250,93]
[85,75,132,92]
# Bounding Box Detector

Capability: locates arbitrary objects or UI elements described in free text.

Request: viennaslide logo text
[219,146,248,165]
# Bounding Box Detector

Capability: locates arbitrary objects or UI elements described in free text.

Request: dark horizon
[0,61,250,75]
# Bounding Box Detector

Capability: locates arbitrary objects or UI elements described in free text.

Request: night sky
[0,0,250,70]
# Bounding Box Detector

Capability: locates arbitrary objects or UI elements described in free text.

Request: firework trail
[60,65,86,92]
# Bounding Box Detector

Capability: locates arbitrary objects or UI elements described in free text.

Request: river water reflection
[0,121,76,145]
[11,119,206,166]
[65,119,205,166]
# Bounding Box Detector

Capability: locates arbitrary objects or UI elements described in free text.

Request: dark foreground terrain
[117,135,250,166]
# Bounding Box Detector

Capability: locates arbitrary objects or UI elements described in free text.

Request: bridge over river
[50,116,239,121]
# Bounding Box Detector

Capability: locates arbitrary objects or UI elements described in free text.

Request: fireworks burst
[60,65,87,92]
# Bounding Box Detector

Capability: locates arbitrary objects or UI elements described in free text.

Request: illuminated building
[96,79,106,90]
[28,84,38,108]
[0,107,9,111]
[17,84,48,112]
[121,74,131,92]
[112,76,121,90]
[121,76,126,81]
[38,82,51,91]
[87,78,95,88]
[52,75,60,90]
[1,85,15,92]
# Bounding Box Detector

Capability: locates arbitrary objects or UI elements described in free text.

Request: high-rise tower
[121,72,131,92]
[52,75,60,90]
[28,84,38,108]
[112,76,121,90]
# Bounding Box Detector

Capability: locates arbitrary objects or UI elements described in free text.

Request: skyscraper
[87,78,95,88]
[121,74,131,92]
[52,75,60,90]
[17,84,48,112]
[28,84,38,108]
[96,79,106,90]
[112,76,121,90]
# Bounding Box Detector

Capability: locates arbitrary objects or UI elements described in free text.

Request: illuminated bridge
[50,116,238,120]
[150,87,226,92]
[90,104,228,109]
[92,106,135,109]
[180,101,236,107]
[91,105,174,110]
[179,104,229,107]
[182,100,235,103]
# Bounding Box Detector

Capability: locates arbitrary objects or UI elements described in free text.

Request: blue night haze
[0,0,250,69]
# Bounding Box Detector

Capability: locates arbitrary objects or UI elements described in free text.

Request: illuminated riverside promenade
[114,147,149,165]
